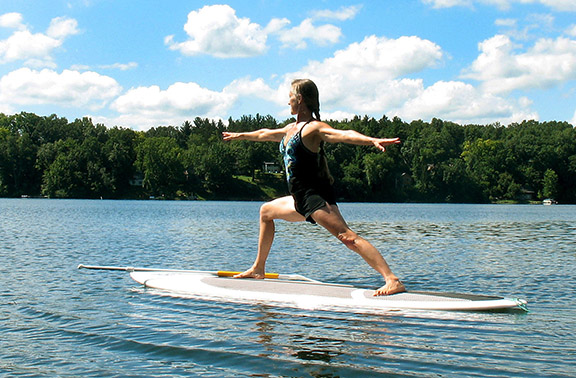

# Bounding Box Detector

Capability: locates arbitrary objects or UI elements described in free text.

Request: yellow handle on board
[217,271,280,279]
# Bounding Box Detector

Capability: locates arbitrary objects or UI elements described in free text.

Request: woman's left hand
[372,137,401,152]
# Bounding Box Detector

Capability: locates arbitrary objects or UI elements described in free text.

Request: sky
[0,0,575,131]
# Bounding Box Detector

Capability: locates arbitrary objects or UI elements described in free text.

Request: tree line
[1,112,575,203]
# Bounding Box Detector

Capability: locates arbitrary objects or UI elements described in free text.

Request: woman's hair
[291,79,321,121]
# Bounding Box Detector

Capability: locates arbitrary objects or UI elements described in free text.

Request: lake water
[1,199,575,377]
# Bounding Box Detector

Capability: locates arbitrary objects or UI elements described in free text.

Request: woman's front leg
[234,196,305,279]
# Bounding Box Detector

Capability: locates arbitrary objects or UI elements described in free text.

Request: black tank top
[279,123,330,194]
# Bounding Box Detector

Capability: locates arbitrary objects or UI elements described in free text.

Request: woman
[222,79,405,296]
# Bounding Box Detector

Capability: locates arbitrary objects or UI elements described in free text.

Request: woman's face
[288,90,300,115]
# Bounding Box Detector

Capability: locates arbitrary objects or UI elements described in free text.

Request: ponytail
[312,109,321,121]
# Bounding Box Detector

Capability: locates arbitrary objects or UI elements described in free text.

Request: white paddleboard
[129,271,528,312]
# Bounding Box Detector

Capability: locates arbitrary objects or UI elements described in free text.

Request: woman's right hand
[222,132,240,141]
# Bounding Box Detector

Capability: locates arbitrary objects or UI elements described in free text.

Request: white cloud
[110,82,237,128]
[463,34,576,93]
[422,0,576,11]
[0,68,121,110]
[271,6,363,50]
[165,5,355,57]
[0,12,25,29]
[165,5,267,58]
[539,0,576,11]
[275,19,342,49]
[566,24,576,37]
[224,77,276,99]
[46,17,79,39]
[70,62,138,71]
[266,34,537,124]
[279,35,443,112]
[422,0,473,9]
[495,18,517,27]
[321,110,358,121]
[99,62,138,71]
[0,30,61,66]
[0,102,14,114]
[265,18,290,34]
[332,35,443,79]
[392,80,537,124]
[496,14,556,41]
[310,5,362,21]
[571,108,576,125]
[70,64,91,71]
[0,14,79,67]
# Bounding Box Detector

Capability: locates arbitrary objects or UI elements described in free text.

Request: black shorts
[292,184,337,224]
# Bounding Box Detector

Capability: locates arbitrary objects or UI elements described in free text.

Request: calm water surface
[1,199,575,377]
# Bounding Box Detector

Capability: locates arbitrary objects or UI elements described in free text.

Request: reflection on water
[1,199,575,377]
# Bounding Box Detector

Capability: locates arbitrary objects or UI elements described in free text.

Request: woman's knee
[260,196,304,223]
[260,202,274,222]
[337,230,360,251]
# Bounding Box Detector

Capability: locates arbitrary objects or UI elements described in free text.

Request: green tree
[461,138,511,201]
[188,142,234,192]
[363,152,396,201]
[541,169,559,199]
[0,127,41,196]
[136,137,184,197]
[39,139,83,198]
[403,119,465,201]
[440,158,481,202]
[39,137,115,198]
[103,127,138,197]
[0,127,12,196]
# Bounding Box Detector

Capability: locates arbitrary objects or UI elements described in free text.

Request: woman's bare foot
[233,267,266,279]
[373,279,406,296]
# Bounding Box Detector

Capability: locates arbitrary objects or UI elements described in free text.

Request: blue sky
[1,0,575,130]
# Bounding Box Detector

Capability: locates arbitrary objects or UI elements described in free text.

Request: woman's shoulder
[307,120,332,132]
[307,119,330,126]
[302,120,331,145]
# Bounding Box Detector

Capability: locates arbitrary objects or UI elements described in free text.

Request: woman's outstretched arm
[222,127,288,143]
[316,123,400,151]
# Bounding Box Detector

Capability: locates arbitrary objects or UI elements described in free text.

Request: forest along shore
[1,112,574,203]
